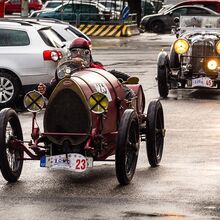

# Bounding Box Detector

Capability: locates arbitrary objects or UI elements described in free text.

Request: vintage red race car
[0,58,165,185]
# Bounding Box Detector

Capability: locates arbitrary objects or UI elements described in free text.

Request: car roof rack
[9,16,67,24]
[0,18,33,26]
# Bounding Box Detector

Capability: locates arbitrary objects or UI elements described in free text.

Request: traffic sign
[122,5,129,21]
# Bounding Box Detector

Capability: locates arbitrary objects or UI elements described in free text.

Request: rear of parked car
[5,0,42,14]
[0,20,67,108]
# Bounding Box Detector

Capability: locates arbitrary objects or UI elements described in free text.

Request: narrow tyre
[0,108,23,182]
[116,109,140,185]
[157,65,169,98]
[146,100,165,167]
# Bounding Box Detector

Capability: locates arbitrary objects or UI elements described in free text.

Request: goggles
[70,48,91,58]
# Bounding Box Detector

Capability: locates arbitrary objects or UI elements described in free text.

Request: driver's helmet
[69,37,91,67]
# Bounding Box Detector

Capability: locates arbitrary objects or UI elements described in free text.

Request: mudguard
[169,43,180,69]
[157,51,169,68]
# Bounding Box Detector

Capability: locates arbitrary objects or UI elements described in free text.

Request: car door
[166,7,188,28]
[61,3,77,22]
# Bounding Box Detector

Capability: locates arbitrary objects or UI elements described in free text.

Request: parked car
[31,1,115,23]
[0,19,67,108]
[98,0,127,12]
[0,55,165,184]
[140,5,219,33]
[164,0,220,14]
[156,15,220,98]
[42,0,67,11]
[5,0,42,14]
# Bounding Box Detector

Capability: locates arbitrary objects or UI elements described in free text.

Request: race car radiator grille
[192,41,214,73]
[44,88,91,145]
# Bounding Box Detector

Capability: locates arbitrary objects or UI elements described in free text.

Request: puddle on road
[123,211,186,218]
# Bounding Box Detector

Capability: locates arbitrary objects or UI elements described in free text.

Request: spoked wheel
[146,100,165,167]
[157,65,169,98]
[116,109,140,185]
[0,108,23,182]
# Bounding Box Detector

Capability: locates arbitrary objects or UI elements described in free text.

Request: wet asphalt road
[1,33,220,219]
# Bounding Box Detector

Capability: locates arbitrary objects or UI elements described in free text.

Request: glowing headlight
[174,38,189,54]
[207,60,218,70]
[89,92,108,114]
[216,41,220,54]
[23,90,45,112]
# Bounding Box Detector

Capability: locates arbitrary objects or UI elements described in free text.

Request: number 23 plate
[42,153,93,172]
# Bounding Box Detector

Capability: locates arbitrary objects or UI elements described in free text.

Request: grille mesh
[44,88,90,145]
[192,41,214,73]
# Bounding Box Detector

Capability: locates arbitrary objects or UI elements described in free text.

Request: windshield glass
[180,15,220,29]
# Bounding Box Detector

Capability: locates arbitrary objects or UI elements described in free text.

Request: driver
[38,37,105,98]
[38,37,133,99]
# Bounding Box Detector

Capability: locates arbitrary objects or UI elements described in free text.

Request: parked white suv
[0,19,67,108]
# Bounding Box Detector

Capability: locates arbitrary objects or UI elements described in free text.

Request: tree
[127,0,142,25]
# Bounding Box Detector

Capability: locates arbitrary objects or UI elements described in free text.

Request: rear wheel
[146,100,165,167]
[0,108,23,182]
[0,71,21,108]
[157,66,169,98]
[116,109,140,185]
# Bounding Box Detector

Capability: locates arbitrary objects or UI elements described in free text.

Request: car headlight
[216,40,220,54]
[23,90,45,112]
[89,92,108,114]
[174,38,189,54]
[207,59,218,70]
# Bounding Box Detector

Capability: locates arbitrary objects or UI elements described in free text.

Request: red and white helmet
[69,37,90,51]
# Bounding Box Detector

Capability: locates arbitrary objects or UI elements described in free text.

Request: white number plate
[191,77,213,88]
[42,154,93,172]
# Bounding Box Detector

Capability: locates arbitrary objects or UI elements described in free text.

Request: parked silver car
[0,19,67,108]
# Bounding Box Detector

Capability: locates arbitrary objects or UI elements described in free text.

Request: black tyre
[0,108,23,182]
[146,100,165,167]
[116,109,140,185]
[150,20,164,33]
[0,71,21,108]
[109,69,130,82]
[157,66,169,98]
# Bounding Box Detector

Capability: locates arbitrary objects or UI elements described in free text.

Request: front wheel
[0,108,24,182]
[157,65,169,98]
[116,109,140,185]
[146,100,165,167]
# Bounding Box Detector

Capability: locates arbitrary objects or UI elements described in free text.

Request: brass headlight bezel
[89,92,108,114]
[23,90,45,113]
[174,38,189,54]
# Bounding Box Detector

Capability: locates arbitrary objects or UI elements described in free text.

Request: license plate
[40,154,93,172]
[191,77,213,88]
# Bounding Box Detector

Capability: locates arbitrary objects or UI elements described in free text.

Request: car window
[204,3,216,12]
[187,7,211,15]
[63,4,73,12]
[66,26,89,41]
[171,8,187,17]
[0,29,30,46]
[80,4,99,13]
[10,0,19,3]
[38,28,64,48]
[45,2,62,8]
